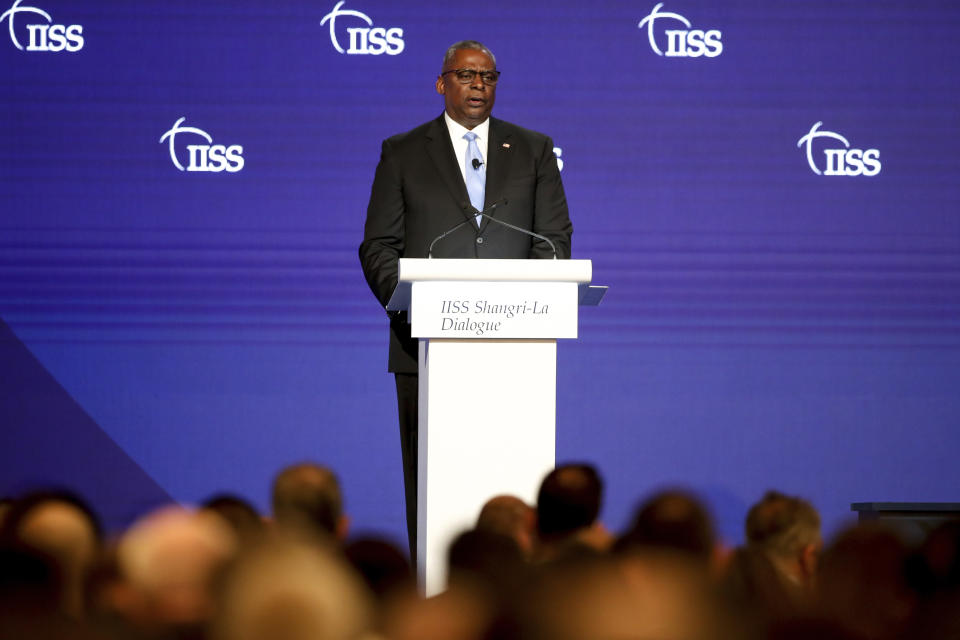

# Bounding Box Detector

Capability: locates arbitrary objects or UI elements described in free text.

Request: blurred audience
[535,463,611,561]
[616,489,718,569]
[3,466,960,640]
[476,494,537,559]
[344,536,413,605]
[521,550,736,640]
[110,505,237,637]
[448,528,526,597]
[343,535,415,635]
[744,490,822,608]
[272,462,348,542]
[212,533,373,640]
[722,544,799,624]
[200,494,264,543]
[904,521,960,640]
[816,524,915,640]
[0,497,12,527]
[0,490,102,620]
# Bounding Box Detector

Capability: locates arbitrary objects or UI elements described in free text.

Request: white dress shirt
[444,112,490,185]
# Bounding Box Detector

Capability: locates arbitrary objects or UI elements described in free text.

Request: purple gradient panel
[2,0,959,545]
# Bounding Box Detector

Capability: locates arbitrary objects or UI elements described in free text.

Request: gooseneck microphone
[427,198,559,259]
[471,158,483,170]
[470,199,559,259]
[427,199,505,258]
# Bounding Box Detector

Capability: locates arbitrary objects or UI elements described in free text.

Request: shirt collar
[444,112,490,142]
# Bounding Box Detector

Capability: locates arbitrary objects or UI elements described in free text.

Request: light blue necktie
[463,131,485,225]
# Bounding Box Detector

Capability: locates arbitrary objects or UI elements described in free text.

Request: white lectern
[387,258,605,595]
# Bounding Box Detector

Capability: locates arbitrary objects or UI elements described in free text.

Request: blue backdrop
[2,0,959,545]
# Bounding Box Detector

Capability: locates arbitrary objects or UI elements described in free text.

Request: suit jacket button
[476,237,484,244]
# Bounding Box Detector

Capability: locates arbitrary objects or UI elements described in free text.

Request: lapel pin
[502,143,510,148]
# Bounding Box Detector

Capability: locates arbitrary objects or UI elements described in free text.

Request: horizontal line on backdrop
[0,303,371,315]
[3,290,959,307]
[0,338,381,347]
[5,337,959,351]
[0,243,358,252]
[0,226,359,234]
[3,263,958,278]
[2,320,381,330]
[2,300,959,316]
[3,319,958,335]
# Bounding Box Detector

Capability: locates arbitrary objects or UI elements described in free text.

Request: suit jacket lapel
[424,115,475,225]
[480,118,513,233]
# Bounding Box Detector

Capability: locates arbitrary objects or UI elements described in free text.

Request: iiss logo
[320,1,403,55]
[638,3,721,58]
[797,122,881,177]
[159,118,244,173]
[0,0,83,52]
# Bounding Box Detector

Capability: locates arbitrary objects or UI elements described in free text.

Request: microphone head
[471,158,482,170]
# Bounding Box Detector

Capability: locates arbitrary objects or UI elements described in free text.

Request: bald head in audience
[115,506,237,628]
[213,535,373,640]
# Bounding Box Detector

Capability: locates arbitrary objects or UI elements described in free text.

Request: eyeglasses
[441,68,501,86]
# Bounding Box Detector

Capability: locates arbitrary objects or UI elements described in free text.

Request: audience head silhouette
[272,462,348,541]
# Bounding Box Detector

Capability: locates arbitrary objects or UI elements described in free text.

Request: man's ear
[436,76,445,95]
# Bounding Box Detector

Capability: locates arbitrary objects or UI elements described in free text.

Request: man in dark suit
[359,40,573,561]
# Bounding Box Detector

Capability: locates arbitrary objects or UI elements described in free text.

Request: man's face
[436,48,497,129]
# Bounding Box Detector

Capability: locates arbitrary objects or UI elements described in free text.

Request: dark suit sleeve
[359,139,405,308]
[531,135,573,259]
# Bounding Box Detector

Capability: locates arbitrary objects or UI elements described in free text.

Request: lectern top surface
[398,258,593,284]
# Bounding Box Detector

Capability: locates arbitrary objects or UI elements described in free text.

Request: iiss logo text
[797,122,881,177]
[0,0,83,52]
[320,1,403,55]
[638,3,721,58]
[159,118,245,174]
